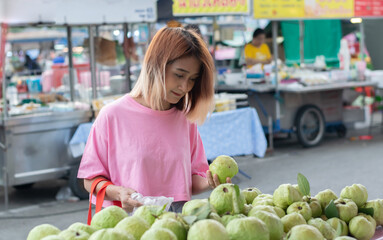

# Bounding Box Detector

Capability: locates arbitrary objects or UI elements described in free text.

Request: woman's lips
[172,91,182,97]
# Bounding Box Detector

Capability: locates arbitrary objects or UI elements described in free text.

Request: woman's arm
[83,176,142,212]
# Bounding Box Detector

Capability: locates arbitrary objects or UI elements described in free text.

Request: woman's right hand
[117,186,143,212]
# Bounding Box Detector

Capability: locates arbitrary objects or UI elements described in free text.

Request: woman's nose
[178,79,188,92]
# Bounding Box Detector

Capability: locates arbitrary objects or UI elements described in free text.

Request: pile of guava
[26,156,382,240]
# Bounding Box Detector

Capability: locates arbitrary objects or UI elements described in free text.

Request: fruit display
[27,172,383,240]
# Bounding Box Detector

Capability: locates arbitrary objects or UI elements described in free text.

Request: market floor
[0,125,382,238]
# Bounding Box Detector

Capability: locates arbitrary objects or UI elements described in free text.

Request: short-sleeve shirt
[77,94,209,206]
[244,43,271,68]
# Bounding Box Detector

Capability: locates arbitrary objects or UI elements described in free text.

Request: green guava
[308,218,337,240]
[248,205,278,217]
[58,229,89,240]
[68,223,97,235]
[209,155,238,184]
[27,224,61,240]
[241,187,262,204]
[187,219,229,240]
[281,212,306,233]
[273,184,302,210]
[251,210,284,240]
[286,225,324,240]
[364,199,383,225]
[88,229,134,240]
[242,204,253,216]
[91,206,128,229]
[303,196,322,218]
[221,214,247,226]
[349,214,376,240]
[340,184,368,208]
[133,205,164,226]
[151,218,187,240]
[182,199,210,216]
[327,217,348,237]
[315,189,338,210]
[209,183,246,215]
[226,217,270,240]
[273,206,286,218]
[140,227,177,240]
[286,201,312,221]
[334,198,358,223]
[114,215,150,240]
[208,212,223,224]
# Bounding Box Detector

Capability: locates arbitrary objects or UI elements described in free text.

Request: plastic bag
[130,192,174,214]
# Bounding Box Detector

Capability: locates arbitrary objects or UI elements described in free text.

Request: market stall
[217,0,381,148]
[0,0,157,210]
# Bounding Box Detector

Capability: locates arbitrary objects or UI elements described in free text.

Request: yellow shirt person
[244,28,272,68]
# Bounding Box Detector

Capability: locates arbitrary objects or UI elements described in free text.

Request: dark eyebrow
[176,68,189,73]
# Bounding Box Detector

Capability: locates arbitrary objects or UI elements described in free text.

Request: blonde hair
[130,27,215,124]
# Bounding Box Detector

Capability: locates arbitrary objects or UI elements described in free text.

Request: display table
[373,226,383,240]
[69,107,267,160]
[198,107,267,160]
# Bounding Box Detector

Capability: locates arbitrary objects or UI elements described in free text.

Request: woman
[244,28,272,68]
[78,27,231,213]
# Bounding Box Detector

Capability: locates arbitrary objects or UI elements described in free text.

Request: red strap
[87,178,106,225]
[87,178,123,225]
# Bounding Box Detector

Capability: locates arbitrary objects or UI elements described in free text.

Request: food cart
[0,0,157,210]
[217,0,380,148]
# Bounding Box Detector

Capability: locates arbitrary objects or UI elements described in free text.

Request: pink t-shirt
[77,94,208,205]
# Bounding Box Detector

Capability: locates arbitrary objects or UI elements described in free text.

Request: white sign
[1,0,157,24]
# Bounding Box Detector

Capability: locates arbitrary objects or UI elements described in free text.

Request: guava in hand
[209,155,238,184]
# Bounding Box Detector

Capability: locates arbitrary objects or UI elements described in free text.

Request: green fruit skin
[221,214,247,227]
[308,218,337,240]
[327,218,348,237]
[58,229,89,240]
[27,224,61,240]
[133,205,162,226]
[273,184,303,210]
[41,236,64,240]
[209,184,246,215]
[251,210,284,240]
[286,202,312,221]
[68,222,97,235]
[315,189,338,210]
[187,219,230,240]
[151,218,187,240]
[115,215,150,240]
[281,212,306,233]
[349,215,376,240]
[89,229,134,240]
[181,199,209,216]
[241,187,262,204]
[273,207,286,218]
[140,228,177,240]
[286,225,324,240]
[91,206,128,229]
[226,217,270,240]
[209,155,239,184]
[334,198,358,223]
[248,205,278,217]
[364,199,383,226]
[334,236,357,240]
[340,184,368,208]
[303,196,322,218]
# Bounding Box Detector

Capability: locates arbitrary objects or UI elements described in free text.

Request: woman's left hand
[206,170,232,189]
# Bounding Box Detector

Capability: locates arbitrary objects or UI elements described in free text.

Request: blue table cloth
[198,107,267,160]
[69,107,267,159]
